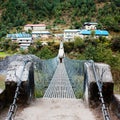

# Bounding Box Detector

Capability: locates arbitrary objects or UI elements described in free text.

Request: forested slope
[0,0,120,37]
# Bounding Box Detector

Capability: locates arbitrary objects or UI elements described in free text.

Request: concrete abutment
[83,62,114,107]
[0,60,35,109]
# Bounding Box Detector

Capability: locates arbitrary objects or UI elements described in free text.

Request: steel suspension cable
[90,60,111,120]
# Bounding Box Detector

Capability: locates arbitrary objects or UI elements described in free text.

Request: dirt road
[15,98,96,120]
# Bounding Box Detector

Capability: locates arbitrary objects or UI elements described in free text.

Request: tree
[16,26,22,32]
[84,43,113,63]
[36,46,55,59]
[64,42,74,53]
[74,37,85,52]
[1,0,29,28]
[111,37,120,52]
[0,39,11,51]
[28,45,37,54]
[90,30,95,38]
[73,22,82,29]
[36,41,42,50]
[10,41,19,52]
[113,0,120,7]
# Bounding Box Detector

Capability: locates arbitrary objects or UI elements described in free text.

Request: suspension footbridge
[43,62,75,99]
[0,42,119,120]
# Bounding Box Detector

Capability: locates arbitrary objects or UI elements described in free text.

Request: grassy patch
[0,52,11,58]
[35,89,44,98]
[0,75,5,90]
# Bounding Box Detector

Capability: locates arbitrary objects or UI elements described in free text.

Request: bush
[111,36,120,52]
[64,42,74,53]
[36,46,55,59]
[74,37,85,52]
[28,45,37,54]
[73,22,82,29]
[84,43,113,63]
[54,18,66,24]
[10,41,19,52]
[108,52,120,70]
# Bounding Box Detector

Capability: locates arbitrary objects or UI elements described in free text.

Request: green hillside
[0,0,120,37]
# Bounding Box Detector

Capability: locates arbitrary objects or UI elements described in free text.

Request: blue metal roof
[95,30,109,36]
[84,22,98,25]
[79,30,109,36]
[80,30,91,35]
[7,33,32,38]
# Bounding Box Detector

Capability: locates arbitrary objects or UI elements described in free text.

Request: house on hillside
[64,22,109,41]
[7,33,32,49]
[32,31,51,39]
[64,29,81,41]
[63,29,109,41]
[83,22,98,30]
[78,29,109,38]
[24,24,51,39]
[24,24,46,31]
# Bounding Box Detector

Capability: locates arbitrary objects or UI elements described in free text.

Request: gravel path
[15,98,96,120]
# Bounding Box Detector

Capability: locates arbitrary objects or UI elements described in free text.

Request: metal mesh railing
[34,57,58,97]
[64,57,111,120]
[64,57,87,98]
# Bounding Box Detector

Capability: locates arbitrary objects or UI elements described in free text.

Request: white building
[17,37,33,49]
[64,29,81,41]
[83,22,98,30]
[24,24,46,31]
[64,29,109,41]
[7,33,32,49]
[32,31,50,39]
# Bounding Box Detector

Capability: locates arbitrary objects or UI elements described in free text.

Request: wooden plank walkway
[43,63,76,98]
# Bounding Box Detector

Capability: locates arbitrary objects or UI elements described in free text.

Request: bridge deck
[43,63,76,98]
